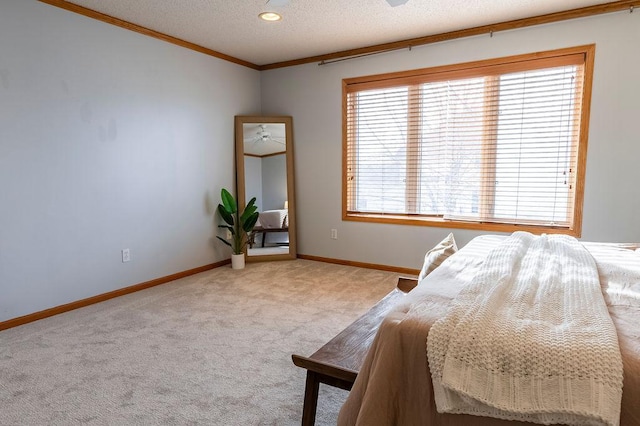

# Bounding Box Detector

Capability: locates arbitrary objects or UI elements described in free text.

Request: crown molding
[260,0,638,70]
[38,0,261,70]
[37,1,638,71]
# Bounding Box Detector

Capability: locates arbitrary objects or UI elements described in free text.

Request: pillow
[417,233,458,282]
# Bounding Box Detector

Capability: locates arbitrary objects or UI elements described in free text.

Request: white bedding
[428,232,623,426]
[337,235,640,426]
[256,209,288,229]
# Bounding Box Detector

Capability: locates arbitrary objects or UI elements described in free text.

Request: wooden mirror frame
[235,115,296,262]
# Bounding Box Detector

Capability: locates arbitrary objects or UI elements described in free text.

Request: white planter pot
[231,253,245,270]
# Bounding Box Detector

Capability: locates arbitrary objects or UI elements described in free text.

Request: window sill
[343,212,580,237]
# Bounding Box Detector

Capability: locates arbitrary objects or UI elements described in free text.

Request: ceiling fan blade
[266,0,290,7]
[386,0,409,6]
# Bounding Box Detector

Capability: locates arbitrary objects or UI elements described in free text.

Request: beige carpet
[0,259,399,425]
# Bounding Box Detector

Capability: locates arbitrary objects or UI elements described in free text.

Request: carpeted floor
[0,259,399,425]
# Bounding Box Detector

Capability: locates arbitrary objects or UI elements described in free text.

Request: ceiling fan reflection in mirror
[265,0,409,7]
[386,0,409,6]
[243,123,287,157]
[265,0,290,6]
[251,124,285,146]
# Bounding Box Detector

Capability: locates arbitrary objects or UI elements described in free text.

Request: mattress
[337,235,640,426]
[256,209,287,229]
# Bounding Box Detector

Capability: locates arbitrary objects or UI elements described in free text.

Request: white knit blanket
[427,232,624,426]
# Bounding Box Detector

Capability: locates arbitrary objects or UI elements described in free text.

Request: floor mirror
[235,115,296,262]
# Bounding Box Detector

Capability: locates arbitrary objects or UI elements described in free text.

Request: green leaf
[246,197,257,209]
[216,236,232,247]
[217,225,235,235]
[242,212,259,233]
[217,204,234,226]
[239,205,257,224]
[220,189,237,214]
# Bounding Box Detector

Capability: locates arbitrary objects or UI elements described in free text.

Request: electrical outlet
[331,229,338,240]
[122,248,131,263]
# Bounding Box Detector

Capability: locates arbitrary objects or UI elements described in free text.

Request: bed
[248,209,288,248]
[337,234,640,426]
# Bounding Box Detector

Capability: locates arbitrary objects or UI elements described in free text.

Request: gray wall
[244,156,263,211]
[261,154,287,211]
[261,11,640,270]
[2,2,639,323]
[0,1,261,322]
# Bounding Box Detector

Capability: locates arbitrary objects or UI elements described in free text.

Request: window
[343,45,594,236]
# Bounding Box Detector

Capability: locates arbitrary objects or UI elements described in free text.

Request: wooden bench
[248,226,289,248]
[291,277,418,426]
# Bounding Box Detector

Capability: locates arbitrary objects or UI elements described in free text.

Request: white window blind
[344,48,591,233]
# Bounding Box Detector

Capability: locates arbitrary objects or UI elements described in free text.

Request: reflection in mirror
[235,116,296,262]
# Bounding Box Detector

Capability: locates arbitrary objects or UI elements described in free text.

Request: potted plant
[216,188,259,269]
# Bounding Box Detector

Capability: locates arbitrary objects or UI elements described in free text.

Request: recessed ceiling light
[259,12,282,22]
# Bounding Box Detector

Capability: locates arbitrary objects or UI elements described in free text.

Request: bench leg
[301,370,320,426]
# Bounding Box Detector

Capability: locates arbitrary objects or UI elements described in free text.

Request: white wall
[0,1,261,322]
[261,11,640,270]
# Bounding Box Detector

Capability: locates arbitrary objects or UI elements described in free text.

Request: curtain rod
[319,47,412,66]
[318,5,637,66]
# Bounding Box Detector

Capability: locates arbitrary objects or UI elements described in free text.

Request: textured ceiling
[243,123,287,156]
[65,0,613,66]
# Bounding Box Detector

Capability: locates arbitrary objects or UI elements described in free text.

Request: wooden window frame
[342,45,595,237]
